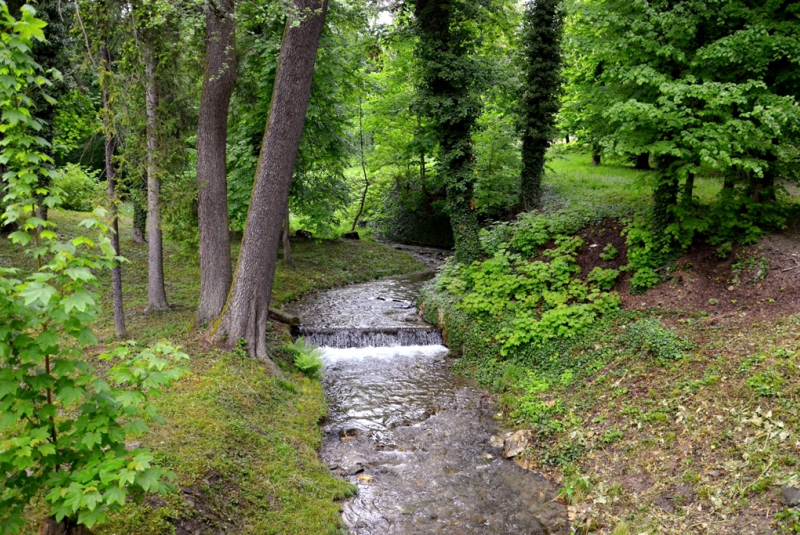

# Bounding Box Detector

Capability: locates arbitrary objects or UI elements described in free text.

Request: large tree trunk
[653,155,679,232]
[196,0,236,325]
[519,0,563,211]
[101,44,128,338]
[213,0,328,366]
[415,0,482,264]
[144,38,169,311]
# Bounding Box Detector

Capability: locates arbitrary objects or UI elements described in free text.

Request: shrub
[587,267,620,290]
[52,164,102,212]
[620,318,691,363]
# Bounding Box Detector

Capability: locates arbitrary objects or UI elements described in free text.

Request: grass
[2,208,423,534]
[546,152,722,210]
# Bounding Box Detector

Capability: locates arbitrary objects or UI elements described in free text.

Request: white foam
[321,344,449,364]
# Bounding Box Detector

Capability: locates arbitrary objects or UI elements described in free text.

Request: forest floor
[423,153,800,535]
[1,210,423,535]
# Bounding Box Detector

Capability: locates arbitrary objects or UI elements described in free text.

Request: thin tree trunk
[591,144,601,166]
[282,208,291,265]
[351,99,369,232]
[132,190,147,243]
[101,44,127,338]
[144,38,168,311]
[213,0,328,366]
[682,171,695,204]
[196,0,236,325]
[565,134,569,143]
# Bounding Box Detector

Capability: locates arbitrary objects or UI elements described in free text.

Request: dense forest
[1,0,799,533]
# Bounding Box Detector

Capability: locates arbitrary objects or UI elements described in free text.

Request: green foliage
[52,164,102,212]
[0,10,185,531]
[587,267,619,291]
[620,319,692,364]
[285,338,324,380]
[442,211,621,354]
[599,243,618,261]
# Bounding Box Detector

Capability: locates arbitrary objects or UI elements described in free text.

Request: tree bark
[39,517,93,535]
[213,0,328,366]
[351,98,369,232]
[282,207,291,265]
[682,171,695,204]
[101,44,128,338]
[635,153,651,170]
[591,144,601,166]
[196,0,236,325]
[144,38,169,311]
[132,190,147,243]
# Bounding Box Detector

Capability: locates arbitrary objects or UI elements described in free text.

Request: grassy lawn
[2,209,423,534]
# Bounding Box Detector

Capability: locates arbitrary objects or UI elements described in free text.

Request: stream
[284,246,567,534]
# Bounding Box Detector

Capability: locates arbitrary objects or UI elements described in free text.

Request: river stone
[503,430,532,458]
[782,484,800,506]
[488,435,504,449]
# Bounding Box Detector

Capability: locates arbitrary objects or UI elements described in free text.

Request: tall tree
[414,0,484,263]
[518,0,563,210]
[213,0,329,366]
[143,35,169,310]
[101,43,128,337]
[196,0,236,325]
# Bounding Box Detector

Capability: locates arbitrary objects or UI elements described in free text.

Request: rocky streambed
[284,248,567,534]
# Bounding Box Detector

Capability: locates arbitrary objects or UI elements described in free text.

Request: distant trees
[562,0,800,230]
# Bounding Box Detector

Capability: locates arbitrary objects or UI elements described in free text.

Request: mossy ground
[1,209,422,534]
[422,153,800,534]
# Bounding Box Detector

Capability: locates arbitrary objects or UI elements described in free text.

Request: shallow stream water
[284,249,567,534]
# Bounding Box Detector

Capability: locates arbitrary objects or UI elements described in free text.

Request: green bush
[53,164,102,212]
[285,338,324,379]
[620,318,691,363]
[587,267,620,290]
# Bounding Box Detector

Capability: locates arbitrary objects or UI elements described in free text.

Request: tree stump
[39,518,94,535]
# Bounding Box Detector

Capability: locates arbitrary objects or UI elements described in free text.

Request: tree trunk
[213,0,328,366]
[144,38,169,311]
[415,0,482,264]
[282,208,291,265]
[653,155,679,232]
[565,134,570,143]
[635,153,651,170]
[39,517,93,535]
[101,44,128,338]
[591,144,601,166]
[132,190,147,243]
[351,99,369,232]
[196,0,236,325]
[682,171,695,204]
[518,0,563,211]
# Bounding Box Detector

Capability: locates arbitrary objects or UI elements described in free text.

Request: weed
[601,428,624,444]
[600,243,620,261]
[747,368,785,397]
[620,318,692,363]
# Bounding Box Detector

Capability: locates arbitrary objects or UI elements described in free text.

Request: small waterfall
[293,326,443,349]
